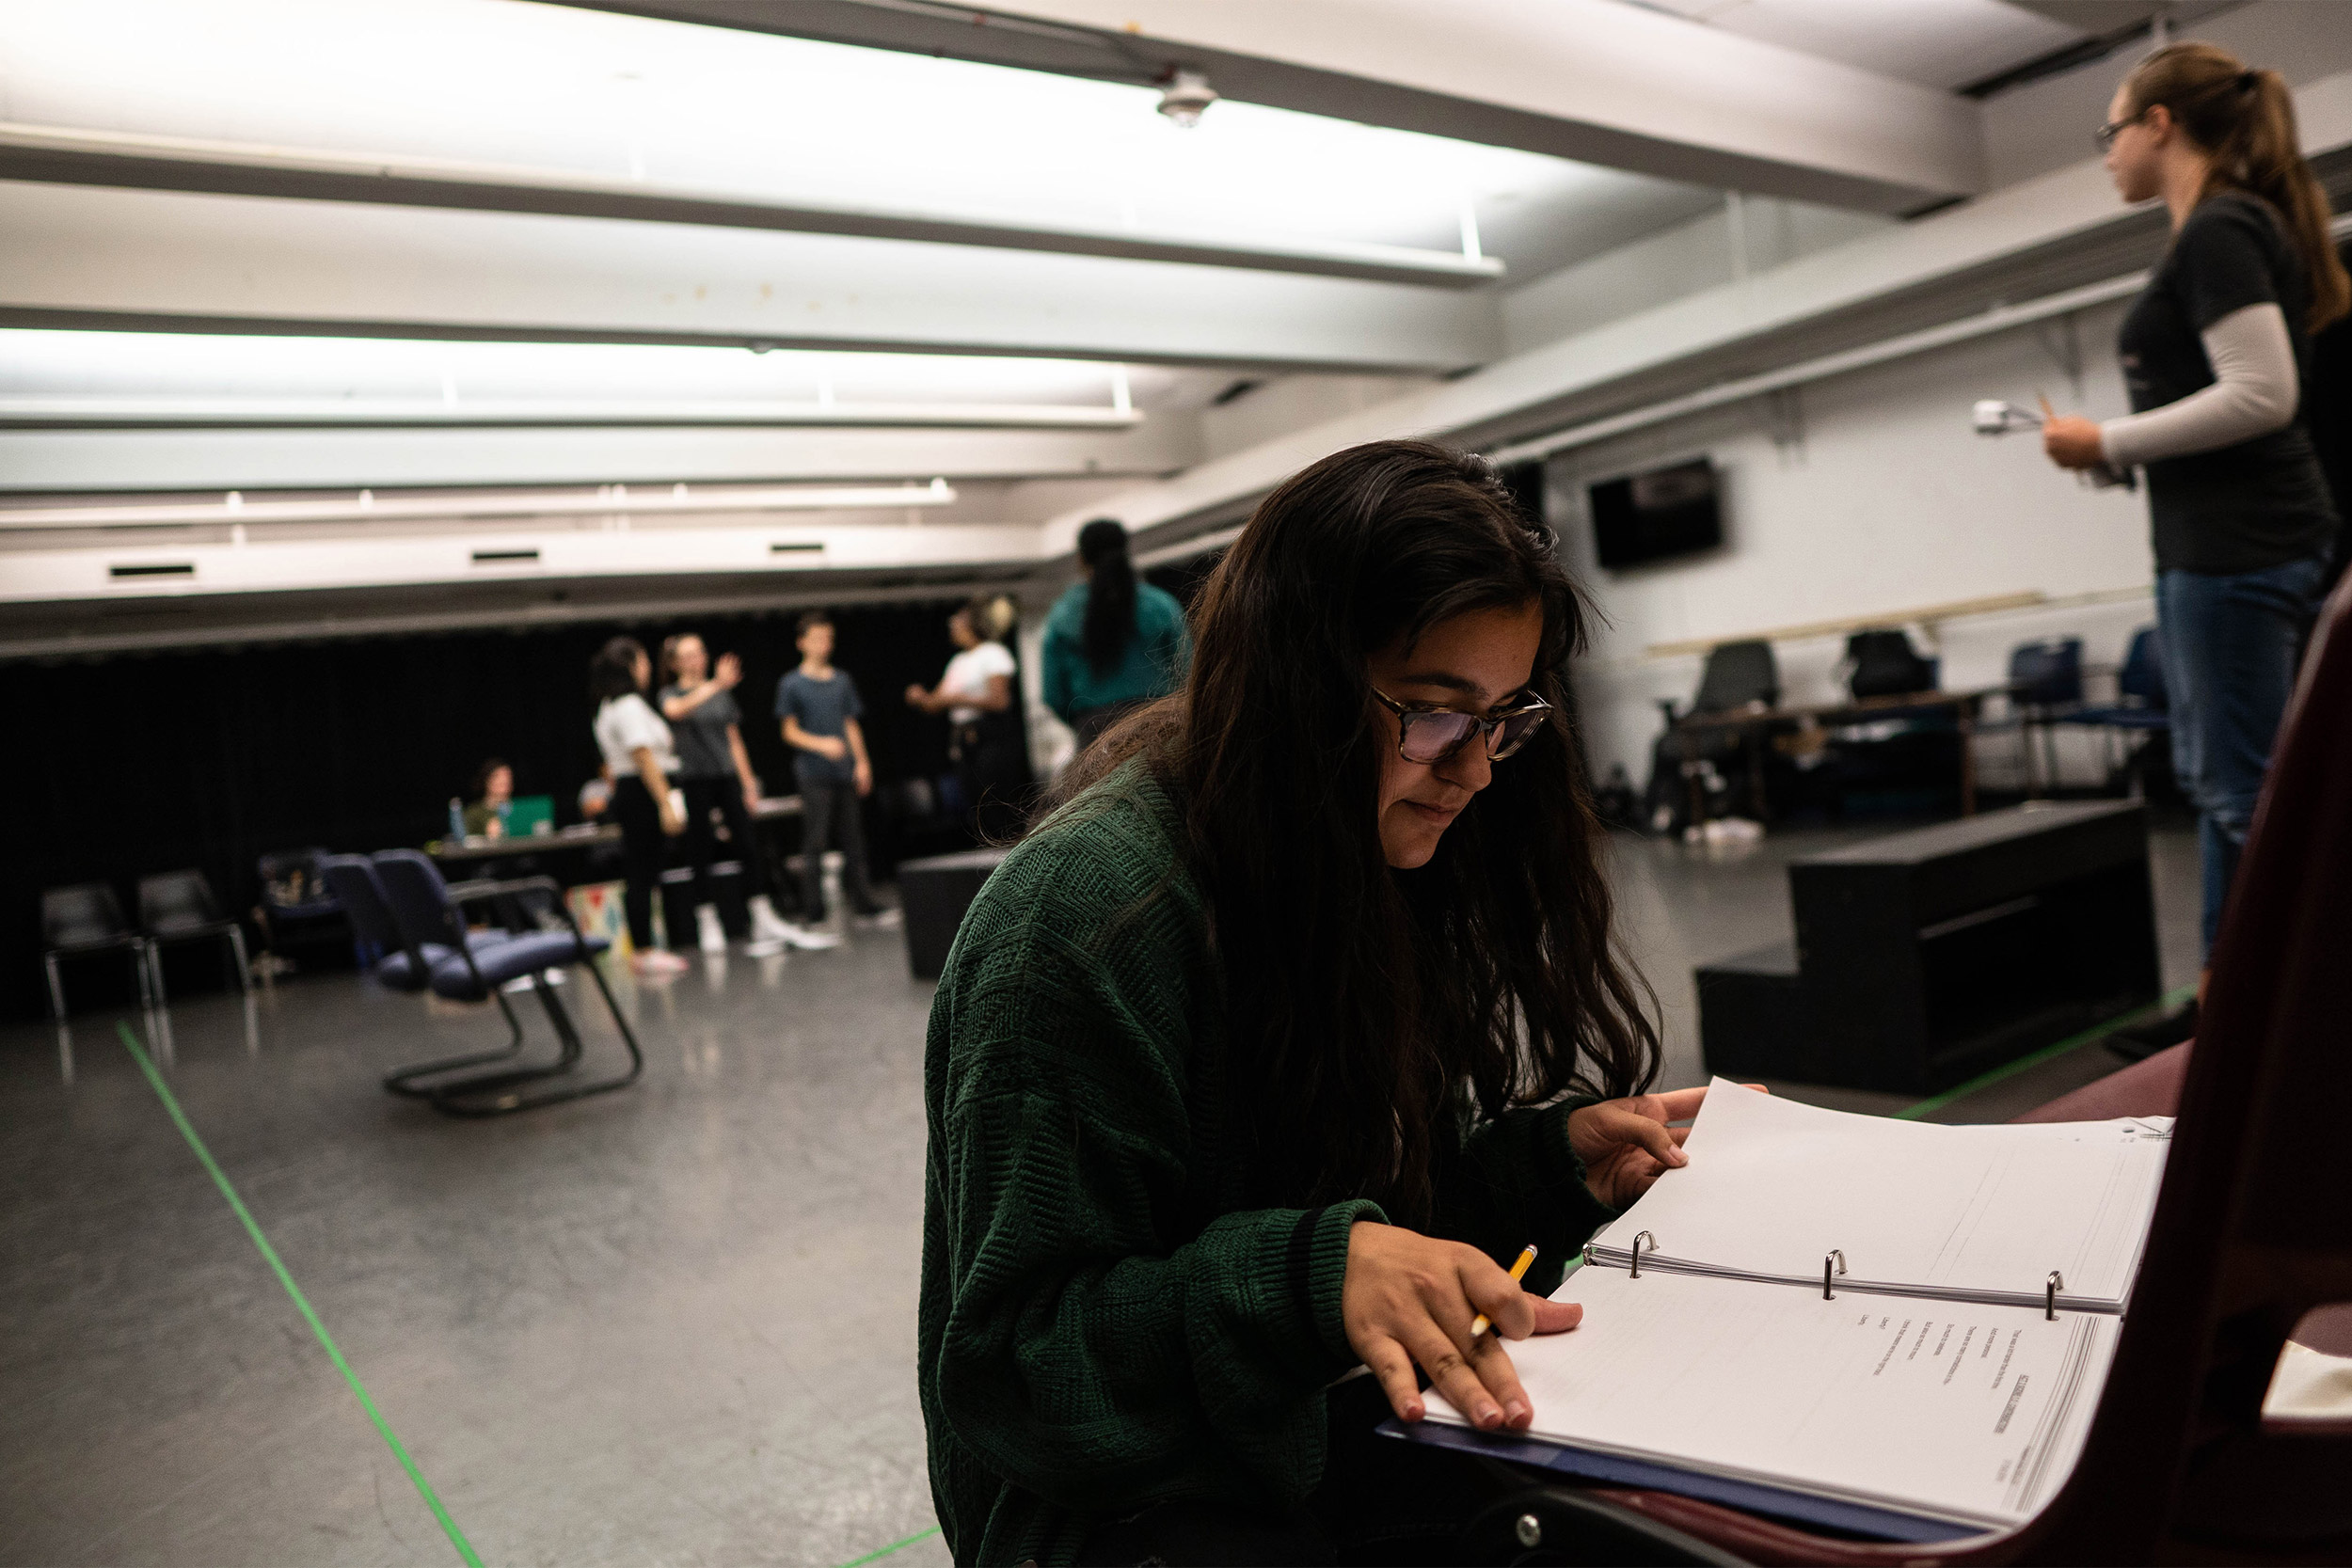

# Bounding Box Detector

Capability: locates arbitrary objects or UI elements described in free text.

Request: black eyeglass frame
[2093,109,2147,152]
[1370,687,1554,764]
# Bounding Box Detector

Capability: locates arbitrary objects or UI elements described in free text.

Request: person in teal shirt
[1040,519,1190,752]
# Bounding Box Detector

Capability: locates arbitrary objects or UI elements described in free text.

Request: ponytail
[2126,42,2349,332]
[1075,518,1138,675]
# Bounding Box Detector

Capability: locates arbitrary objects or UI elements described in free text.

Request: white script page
[1429,1267,2116,1527]
[1586,1081,2169,1310]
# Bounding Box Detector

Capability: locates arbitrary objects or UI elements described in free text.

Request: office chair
[40,882,153,1023]
[1982,638,2083,796]
[370,849,642,1117]
[2064,627,2169,797]
[251,847,342,974]
[135,869,250,1007]
[1463,578,2352,1562]
[319,853,528,1098]
[1655,641,1781,826]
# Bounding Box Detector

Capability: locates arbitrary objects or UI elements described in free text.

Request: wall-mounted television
[1588,458,1724,569]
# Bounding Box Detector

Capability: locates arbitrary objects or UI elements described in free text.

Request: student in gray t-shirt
[659,632,834,955]
[774,611,892,925]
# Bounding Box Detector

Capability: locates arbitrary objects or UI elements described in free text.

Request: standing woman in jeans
[2042,41,2346,1050]
[589,637,690,977]
[1041,519,1191,752]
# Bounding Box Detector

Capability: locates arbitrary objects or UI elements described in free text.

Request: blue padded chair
[2063,626,2170,794]
[1979,637,2084,796]
[319,854,526,1099]
[368,849,641,1117]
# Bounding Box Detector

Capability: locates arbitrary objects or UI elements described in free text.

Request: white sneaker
[631,949,690,977]
[852,907,902,930]
[780,922,842,951]
[743,935,787,958]
[695,904,727,955]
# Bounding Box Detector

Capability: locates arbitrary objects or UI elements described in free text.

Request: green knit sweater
[918,766,1615,1565]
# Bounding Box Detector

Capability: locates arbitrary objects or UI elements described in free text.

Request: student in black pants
[588,637,689,977]
[660,631,838,956]
[775,611,898,927]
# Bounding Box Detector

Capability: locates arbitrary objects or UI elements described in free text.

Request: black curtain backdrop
[9,597,978,1022]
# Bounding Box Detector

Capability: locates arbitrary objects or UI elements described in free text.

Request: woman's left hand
[1566,1084,1764,1210]
[2042,414,2106,470]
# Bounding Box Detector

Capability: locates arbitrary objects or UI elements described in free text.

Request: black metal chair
[369,849,642,1117]
[135,869,250,1006]
[41,882,153,1024]
[1978,637,2084,796]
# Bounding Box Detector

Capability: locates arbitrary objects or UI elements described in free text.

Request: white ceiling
[1619,0,2088,90]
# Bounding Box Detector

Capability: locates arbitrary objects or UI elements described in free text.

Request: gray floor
[1,820,2201,1567]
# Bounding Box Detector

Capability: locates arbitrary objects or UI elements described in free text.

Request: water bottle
[448,797,467,842]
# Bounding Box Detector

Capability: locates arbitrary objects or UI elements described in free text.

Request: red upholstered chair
[1576,577,2352,1564]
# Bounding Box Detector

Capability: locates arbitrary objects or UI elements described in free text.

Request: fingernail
[1505,1400,1527,1425]
[1476,1402,1501,1426]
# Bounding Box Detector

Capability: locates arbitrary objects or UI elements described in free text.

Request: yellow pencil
[1470,1244,1538,1339]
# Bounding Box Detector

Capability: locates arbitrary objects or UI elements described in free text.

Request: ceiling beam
[0,121,1502,291]
[582,0,1986,212]
[0,181,1500,374]
[0,420,1202,493]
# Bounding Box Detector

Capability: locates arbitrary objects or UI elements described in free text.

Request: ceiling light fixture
[0,479,959,531]
[1156,70,1217,128]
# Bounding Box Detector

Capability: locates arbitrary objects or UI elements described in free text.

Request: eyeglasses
[2093,110,2146,151]
[1371,687,1553,765]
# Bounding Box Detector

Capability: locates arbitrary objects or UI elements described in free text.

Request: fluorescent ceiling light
[0,480,958,531]
[0,396,1142,430]
[0,0,1634,261]
[0,330,1172,420]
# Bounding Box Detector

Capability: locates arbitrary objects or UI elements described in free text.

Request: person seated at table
[462,758,514,838]
[919,440,1718,1566]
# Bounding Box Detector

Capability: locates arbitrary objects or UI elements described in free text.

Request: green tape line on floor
[1895,984,2199,1121]
[838,1525,942,1568]
[116,1022,485,1568]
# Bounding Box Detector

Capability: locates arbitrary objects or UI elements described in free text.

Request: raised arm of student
[661,652,741,720]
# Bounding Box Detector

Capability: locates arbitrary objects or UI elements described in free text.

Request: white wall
[1555,299,2160,794]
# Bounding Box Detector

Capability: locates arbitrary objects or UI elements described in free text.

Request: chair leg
[380,983,529,1096]
[44,953,68,1025]
[146,942,168,1010]
[426,960,644,1118]
[226,925,252,994]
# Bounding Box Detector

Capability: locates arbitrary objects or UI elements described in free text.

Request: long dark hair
[588,636,647,701]
[1077,518,1138,674]
[2124,42,2350,331]
[1061,440,1658,1223]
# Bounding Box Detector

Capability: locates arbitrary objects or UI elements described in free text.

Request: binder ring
[1629,1230,1658,1279]
[2045,1270,2063,1321]
[1823,1249,1848,1300]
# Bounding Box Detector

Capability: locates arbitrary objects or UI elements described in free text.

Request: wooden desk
[1670,686,2008,818]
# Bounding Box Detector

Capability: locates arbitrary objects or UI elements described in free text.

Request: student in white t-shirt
[906,598,1030,839]
[589,636,691,976]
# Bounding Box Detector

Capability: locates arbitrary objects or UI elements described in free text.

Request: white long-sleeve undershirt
[2100,302,2300,467]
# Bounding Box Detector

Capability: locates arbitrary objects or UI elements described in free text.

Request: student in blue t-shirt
[775,611,894,926]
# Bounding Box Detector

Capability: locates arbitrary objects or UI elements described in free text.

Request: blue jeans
[2156,555,2325,956]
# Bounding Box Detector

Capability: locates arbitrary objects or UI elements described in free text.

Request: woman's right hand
[1341,1221,1581,1433]
[713,653,742,688]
